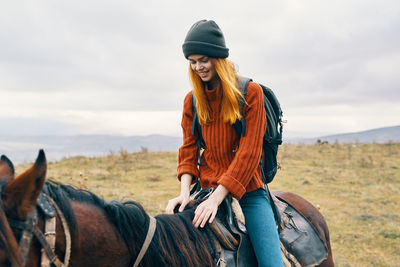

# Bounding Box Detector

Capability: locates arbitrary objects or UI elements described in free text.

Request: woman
[166,20,284,267]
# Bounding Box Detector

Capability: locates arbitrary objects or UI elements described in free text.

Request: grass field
[15,143,400,266]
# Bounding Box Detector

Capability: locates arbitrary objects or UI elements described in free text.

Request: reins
[132,216,157,267]
[7,210,39,266]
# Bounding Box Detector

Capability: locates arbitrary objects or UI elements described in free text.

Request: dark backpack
[192,76,283,184]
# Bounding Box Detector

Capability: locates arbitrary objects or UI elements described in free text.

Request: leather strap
[208,219,238,251]
[32,225,59,265]
[132,216,157,267]
[212,232,226,267]
[47,196,71,267]
[40,216,56,267]
[217,248,226,267]
[9,210,38,267]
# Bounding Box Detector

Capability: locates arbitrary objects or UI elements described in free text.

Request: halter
[1,190,71,267]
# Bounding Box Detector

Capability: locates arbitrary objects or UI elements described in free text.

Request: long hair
[189,58,245,125]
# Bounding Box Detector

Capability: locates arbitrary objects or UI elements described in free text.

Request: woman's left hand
[192,185,229,228]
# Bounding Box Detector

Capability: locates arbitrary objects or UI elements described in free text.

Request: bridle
[7,209,40,266]
[0,189,71,267]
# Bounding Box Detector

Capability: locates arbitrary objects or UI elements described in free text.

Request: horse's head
[0,150,47,267]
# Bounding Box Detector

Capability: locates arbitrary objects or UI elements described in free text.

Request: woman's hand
[165,174,192,214]
[193,185,229,228]
[165,193,190,214]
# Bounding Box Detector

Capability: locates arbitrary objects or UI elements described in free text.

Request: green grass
[15,143,400,266]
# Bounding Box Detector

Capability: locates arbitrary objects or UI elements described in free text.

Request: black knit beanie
[182,20,229,59]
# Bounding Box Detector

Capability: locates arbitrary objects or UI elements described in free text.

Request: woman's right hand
[165,173,193,214]
[165,192,190,214]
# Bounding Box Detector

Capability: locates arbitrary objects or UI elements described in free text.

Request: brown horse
[0,151,333,266]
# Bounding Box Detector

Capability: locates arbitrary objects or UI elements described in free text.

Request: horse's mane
[150,211,215,266]
[43,180,215,267]
[43,180,147,252]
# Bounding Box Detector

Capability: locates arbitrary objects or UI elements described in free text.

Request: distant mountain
[0,135,182,164]
[2,125,399,164]
[285,125,400,144]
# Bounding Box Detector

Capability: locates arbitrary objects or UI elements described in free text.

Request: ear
[1,150,47,220]
[0,155,15,183]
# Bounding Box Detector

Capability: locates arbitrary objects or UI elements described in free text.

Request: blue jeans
[239,188,284,267]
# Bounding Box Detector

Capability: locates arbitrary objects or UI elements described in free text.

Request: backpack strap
[191,94,205,166]
[233,77,252,137]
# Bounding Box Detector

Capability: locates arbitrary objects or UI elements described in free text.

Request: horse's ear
[2,150,47,220]
[0,155,15,182]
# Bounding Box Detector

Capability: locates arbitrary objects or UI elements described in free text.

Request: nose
[194,62,204,72]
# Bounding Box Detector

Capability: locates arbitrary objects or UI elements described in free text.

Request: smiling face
[188,55,219,88]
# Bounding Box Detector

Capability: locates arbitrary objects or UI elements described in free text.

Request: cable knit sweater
[177,81,266,199]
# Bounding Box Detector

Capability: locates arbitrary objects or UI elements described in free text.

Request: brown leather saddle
[190,188,328,267]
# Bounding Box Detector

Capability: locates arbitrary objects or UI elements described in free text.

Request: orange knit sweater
[177,82,266,199]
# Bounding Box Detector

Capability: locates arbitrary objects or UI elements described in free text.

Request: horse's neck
[69,201,133,265]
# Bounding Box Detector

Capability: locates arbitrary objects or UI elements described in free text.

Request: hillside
[1,125,399,163]
[286,125,400,144]
[0,134,182,163]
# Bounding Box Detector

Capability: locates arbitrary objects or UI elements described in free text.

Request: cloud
[0,108,182,136]
[0,0,399,136]
[236,1,400,108]
[284,102,400,137]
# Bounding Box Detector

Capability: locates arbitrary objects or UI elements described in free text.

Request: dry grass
[15,143,400,266]
[276,143,400,266]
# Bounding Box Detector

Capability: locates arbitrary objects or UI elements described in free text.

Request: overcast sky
[1,0,399,138]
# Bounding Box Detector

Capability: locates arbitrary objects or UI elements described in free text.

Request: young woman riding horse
[165,20,284,266]
[0,150,333,266]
